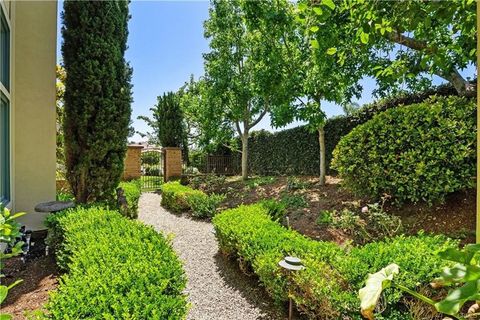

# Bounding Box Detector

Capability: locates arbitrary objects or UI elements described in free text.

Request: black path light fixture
[279,256,305,320]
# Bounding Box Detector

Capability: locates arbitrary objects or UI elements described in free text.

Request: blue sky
[56,1,476,143]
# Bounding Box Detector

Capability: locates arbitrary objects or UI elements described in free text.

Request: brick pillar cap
[162,147,182,150]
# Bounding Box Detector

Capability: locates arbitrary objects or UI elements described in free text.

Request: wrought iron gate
[141,150,163,190]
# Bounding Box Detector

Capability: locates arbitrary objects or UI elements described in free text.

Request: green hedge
[212,204,456,319]
[118,179,142,218]
[236,85,463,176]
[45,207,188,319]
[161,181,206,212]
[332,96,476,204]
[161,181,224,218]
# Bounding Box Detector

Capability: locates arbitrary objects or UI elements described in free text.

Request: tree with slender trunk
[62,0,132,203]
[203,0,294,180]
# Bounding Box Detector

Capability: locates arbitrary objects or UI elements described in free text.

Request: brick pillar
[163,147,183,182]
[122,144,144,180]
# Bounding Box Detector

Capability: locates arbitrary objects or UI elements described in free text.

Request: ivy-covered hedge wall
[243,84,463,176]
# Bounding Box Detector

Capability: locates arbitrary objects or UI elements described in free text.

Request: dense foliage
[161,181,224,218]
[44,207,188,319]
[138,92,188,151]
[118,179,142,219]
[300,0,476,96]
[359,244,480,320]
[217,85,462,176]
[62,0,132,203]
[203,0,296,179]
[213,204,457,319]
[332,96,476,204]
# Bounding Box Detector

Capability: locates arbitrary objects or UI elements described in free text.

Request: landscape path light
[279,256,305,320]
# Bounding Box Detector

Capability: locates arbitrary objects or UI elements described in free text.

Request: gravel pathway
[138,192,285,320]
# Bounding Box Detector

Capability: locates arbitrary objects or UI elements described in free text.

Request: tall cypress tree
[62,0,132,203]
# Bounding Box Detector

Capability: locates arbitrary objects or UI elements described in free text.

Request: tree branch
[386,30,432,53]
[385,30,472,95]
[235,121,243,137]
[249,106,268,129]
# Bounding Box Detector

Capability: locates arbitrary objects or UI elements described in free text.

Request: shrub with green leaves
[186,192,226,218]
[213,203,457,319]
[118,179,142,219]
[161,181,205,212]
[332,96,476,205]
[45,207,187,319]
[161,181,224,218]
[259,199,287,221]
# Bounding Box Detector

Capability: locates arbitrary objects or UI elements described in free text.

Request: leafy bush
[213,204,456,319]
[259,199,287,221]
[45,207,187,319]
[280,193,308,209]
[141,151,161,166]
[332,96,476,204]
[186,192,226,218]
[188,174,226,193]
[56,191,75,202]
[161,181,205,212]
[244,176,276,190]
[118,179,142,219]
[237,85,460,176]
[144,166,160,176]
[316,203,402,244]
[161,181,224,218]
[0,207,26,319]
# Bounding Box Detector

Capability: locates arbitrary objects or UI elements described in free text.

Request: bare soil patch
[2,255,58,319]
[206,175,475,244]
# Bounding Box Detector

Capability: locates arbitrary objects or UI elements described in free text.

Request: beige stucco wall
[10,1,57,230]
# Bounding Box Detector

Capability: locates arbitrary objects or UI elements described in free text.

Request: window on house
[0,94,9,204]
[0,6,10,205]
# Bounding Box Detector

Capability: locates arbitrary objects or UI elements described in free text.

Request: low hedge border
[118,179,142,218]
[44,207,188,319]
[212,204,457,319]
[161,181,224,218]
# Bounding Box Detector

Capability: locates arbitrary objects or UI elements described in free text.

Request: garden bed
[2,255,59,319]
[192,175,475,244]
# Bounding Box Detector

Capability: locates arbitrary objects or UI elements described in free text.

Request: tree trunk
[241,133,249,180]
[318,126,326,186]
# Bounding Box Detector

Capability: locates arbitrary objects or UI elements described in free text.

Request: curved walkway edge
[138,192,284,320]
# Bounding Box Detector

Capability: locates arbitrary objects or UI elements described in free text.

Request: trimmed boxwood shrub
[213,204,456,319]
[118,179,142,219]
[45,207,188,319]
[161,181,224,217]
[161,181,206,212]
[332,96,476,204]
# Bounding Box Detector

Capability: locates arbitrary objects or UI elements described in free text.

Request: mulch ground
[2,242,59,319]
[210,175,476,245]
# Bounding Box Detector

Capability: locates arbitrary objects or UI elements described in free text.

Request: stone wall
[123,145,144,180]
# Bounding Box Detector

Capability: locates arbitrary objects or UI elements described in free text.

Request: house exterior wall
[8,1,57,230]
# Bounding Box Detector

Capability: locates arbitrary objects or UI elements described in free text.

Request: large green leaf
[435,280,480,316]
[0,286,8,304]
[359,263,399,320]
[436,263,480,285]
[439,244,480,265]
